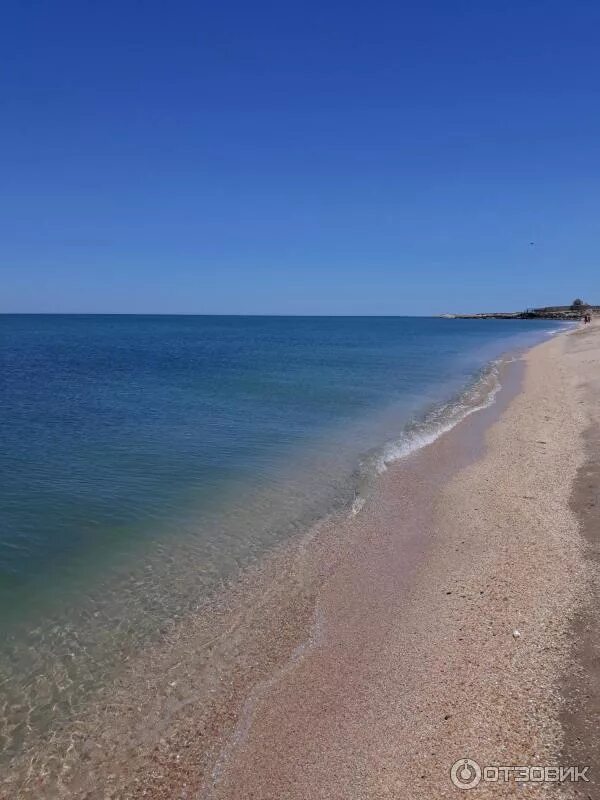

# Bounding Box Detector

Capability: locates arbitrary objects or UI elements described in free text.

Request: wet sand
[5,324,599,799]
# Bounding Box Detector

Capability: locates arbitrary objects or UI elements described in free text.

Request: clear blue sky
[1,0,598,314]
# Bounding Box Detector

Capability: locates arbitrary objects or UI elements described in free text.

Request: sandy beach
[4,322,599,799]
[199,325,598,800]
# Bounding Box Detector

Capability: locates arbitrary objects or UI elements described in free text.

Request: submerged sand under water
[4,323,598,799]
[0,359,508,790]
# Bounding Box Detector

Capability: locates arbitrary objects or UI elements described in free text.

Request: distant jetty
[441,300,598,321]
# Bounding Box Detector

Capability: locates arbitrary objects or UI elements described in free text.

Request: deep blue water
[0,314,569,763]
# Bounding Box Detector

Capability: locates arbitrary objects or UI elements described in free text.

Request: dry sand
[5,323,599,799]
[558,324,600,799]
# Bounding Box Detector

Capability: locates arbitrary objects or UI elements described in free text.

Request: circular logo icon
[450,759,482,790]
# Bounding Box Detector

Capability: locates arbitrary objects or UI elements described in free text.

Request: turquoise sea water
[0,314,566,759]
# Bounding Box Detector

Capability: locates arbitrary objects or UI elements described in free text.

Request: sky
[1,0,599,315]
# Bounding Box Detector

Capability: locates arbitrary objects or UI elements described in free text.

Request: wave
[370,359,503,477]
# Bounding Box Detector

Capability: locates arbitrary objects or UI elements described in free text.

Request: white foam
[375,362,502,473]
[349,494,366,517]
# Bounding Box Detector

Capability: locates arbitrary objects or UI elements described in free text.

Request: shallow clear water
[0,314,567,758]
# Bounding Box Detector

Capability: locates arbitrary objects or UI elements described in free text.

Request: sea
[0,314,568,769]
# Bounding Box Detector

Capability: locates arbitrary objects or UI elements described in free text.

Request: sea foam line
[200,601,325,798]
[375,360,503,474]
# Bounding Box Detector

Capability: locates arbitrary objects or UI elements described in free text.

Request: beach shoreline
[4,322,598,799]
[201,325,592,800]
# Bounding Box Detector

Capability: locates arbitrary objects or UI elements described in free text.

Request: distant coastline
[441,302,598,320]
